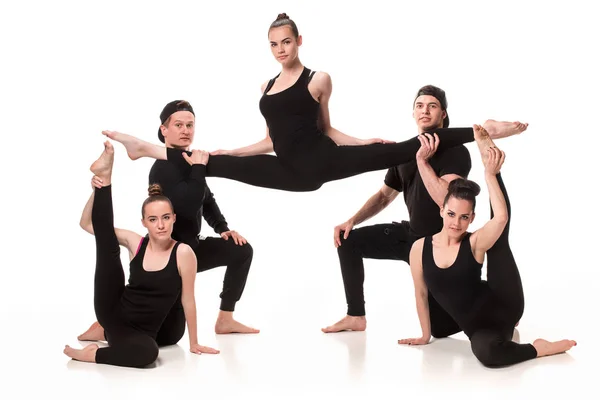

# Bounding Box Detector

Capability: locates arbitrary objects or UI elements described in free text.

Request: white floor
[4,248,595,400]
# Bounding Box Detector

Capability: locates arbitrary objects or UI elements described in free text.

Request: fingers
[333,226,342,247]
[200,346,220,354]
[91,176,103,189]
[190,346,220,355]
[182,152,193,165]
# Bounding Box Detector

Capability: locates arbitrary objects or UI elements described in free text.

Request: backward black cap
[414,85,449,128]
[158,100,195,143]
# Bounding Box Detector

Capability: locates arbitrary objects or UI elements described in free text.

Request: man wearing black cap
[322,85,473,334]
[148,100,259,339]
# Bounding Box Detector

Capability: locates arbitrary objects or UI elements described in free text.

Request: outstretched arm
[416,133,471,208]
[471,147,509,261]
[398,238,431,345]
[210,80,278,157]
[313,72,394,146]
[80,181,142,259]
[178,244,220,355]
[211,126,274,157]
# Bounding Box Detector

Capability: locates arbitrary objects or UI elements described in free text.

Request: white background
[1,0,598,398]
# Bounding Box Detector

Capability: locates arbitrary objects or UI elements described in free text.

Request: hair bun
[276,13,289,20]
[448,178,481,196]
[148,183,163,197]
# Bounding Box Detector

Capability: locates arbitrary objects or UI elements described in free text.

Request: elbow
[494,213,509,227]
[80,221,93,234]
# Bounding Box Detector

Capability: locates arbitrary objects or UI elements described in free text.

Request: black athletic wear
[167,67,476,192]
[92,185,182,368]
[423,174,537,368]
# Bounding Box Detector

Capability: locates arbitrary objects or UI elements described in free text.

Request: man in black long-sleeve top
[149,100,259,339]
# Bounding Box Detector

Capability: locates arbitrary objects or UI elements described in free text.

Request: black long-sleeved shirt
[149,159,229,247]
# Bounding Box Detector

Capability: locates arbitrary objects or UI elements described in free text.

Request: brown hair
[141,183,174,217]
[443,178,481,211]
[269,13,299,38]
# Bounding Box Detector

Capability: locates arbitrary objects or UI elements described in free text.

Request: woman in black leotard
[398,126,576,368]
[102,14,526,192]
[63,141,219,368]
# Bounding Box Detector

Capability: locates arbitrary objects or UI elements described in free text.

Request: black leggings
[154,237,254,346]
[92,186,159,368]
[469,174,537,368]
[337,221,461,338]
[169,128,474,192]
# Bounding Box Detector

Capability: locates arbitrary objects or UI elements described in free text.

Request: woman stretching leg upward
[64,141,219,368]
[103,14,527,192]
[398,126,575,368]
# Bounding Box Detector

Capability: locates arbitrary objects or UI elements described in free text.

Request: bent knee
[130,342,159,368]
[471,341,501,368]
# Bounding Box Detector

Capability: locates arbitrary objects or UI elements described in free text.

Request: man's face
[413,95,446,133]
[161,111,195,149]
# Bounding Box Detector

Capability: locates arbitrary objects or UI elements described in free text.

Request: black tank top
[120,236,183,335]
[422,233,492,334]
[259,67,321,157]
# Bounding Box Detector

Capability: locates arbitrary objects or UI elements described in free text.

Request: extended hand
[183,149,209,165]
[484,146,505,175]
[398,336,431,346]
[416,133,439,161]
[91,175,103,189]
[334,220,355,248]
[190,344,220,355]
[221,230,247,246]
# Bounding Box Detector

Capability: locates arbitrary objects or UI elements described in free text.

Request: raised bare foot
[215,312,260,334]
[322,315,367,333]
[90,141,114,185]
[64,343,99,363]
[483,119,528,140]
[533,338,577,358]
[473,124,497,163]
[102,130,147,160]
[77,321,105,341]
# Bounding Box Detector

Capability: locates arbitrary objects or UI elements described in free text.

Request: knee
[130,341,159,368]
[236,241,253,262]
[471,338,499,368]
[336,230,360,254]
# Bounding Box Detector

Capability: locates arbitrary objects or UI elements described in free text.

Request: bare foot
[77,321,105,341]
[102,130,149,160]
[533,338,577,358]
[64,343,99,363]
[483,119,528,140]
[473,124,497,163]
[322,315,366,333]
[215,312,260,334]
[90,141,114,185]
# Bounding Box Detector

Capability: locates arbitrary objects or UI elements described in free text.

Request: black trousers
[155,237,253,346]
[468,173,537,368]
[166,128,475,192]
[336,221,462,338]
[92,186,159,368]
